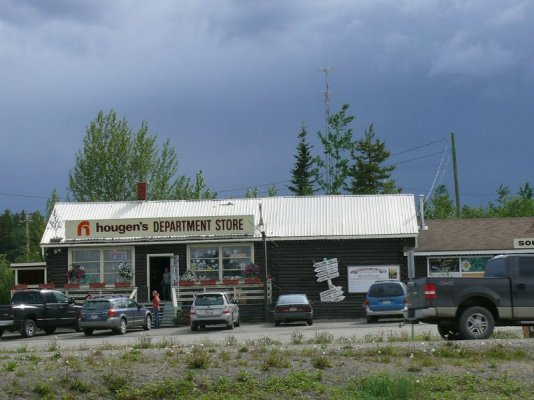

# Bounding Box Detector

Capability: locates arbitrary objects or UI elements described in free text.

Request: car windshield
[277,295,308,305]
[84,300,111,310]
[368,283,404,297]
[195,295,224,306]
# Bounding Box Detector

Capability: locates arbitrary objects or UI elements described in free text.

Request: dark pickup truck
[406,254,534,340]
[0,289,82,338]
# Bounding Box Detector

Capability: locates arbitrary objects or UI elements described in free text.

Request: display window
[188,243,253,280]
[70,247,134,284]
[428,256,492,277]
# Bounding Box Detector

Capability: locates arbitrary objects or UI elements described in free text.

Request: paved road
[0,319,525,351]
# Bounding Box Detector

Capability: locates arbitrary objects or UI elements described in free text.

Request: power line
[0,192,50,200]
[389,137,447,158]
[386,150,448,167]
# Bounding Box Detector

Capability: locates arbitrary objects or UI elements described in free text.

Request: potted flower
[178,270,198,286]
[243,263,262,284]
[66,265,85,284]
[116,261,133,283]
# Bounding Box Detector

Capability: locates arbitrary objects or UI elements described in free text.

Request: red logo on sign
[77,221,90,236]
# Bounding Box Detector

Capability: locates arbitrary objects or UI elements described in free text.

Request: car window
[127,299,137,308]
[368,283,404,297]
[277,295,308,305]
[195,295,224,306]
[44,292,56,303]
[54,291,69,304]
[85,300,111,310]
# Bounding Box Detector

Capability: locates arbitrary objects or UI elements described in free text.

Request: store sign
[347,265,400,293]
[514,238,534,249]
[65,215,255,240]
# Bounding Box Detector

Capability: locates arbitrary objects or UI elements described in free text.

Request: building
[414,217,534,278]
[37,194,419,320]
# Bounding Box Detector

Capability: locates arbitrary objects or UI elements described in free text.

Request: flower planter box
[223,279,240,285]
[89,282,106,288]
[64,283,80,289]
[178,281,196,286]
[114,282,131,288]
[200,279,217,286]
[12,284,28,291]
[38,283,55,289]
[244,278,262,284]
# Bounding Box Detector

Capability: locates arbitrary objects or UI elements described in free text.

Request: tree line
[2,107,534,268]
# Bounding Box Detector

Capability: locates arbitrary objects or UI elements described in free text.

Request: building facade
[39,194,419,319]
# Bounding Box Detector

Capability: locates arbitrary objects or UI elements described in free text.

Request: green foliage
[315,104,355,194]
[347,123,399,194]
[425,184,457,219]
[68,110,214,202]
[245,187,258,198]
[352,373,418,400]
[0,210,44,263]
[288,125,318,196]
[0,255,14,303]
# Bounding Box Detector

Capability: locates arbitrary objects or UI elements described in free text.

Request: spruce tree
[288,125,317,196]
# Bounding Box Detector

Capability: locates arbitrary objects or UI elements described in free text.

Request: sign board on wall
[347,265,400,293]
[64,215,255,240]
[314,258,345,302]
[514,238,534,249]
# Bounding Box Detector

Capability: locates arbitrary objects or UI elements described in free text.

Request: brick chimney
[137,182,148,201]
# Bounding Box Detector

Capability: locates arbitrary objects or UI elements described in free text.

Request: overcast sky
[2,0,533,213]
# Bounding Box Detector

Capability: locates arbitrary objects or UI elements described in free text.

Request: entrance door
[148,255,172,302]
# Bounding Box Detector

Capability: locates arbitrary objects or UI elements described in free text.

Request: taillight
[107,309,118,318]
[363,299,369,308]
[223,308,230,315]
[276,306,289,313]
[424,283,437,300]
[298,305,311,312]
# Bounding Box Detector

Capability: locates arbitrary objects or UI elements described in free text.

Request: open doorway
[148,255,172,301]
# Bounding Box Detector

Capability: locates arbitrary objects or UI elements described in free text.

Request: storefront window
[70,248,133,284]
[428,256,491,277]
[189,244,253,280]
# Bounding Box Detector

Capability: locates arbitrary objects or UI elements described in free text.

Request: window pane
[190,246,219,279]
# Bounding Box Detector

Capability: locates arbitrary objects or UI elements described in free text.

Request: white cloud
[429,32,515,78]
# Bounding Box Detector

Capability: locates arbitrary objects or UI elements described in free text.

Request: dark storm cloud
[1,1,534,212]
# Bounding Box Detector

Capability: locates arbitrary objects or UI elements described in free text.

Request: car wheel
[0,328,4,337]
[83,329,94,336]
[191,323,199,331]
[226,319,234,330]
[307,319,313,326]
[44,327,56,334]
[21,319,37,338]
[458,306,495,340]
[118,318,127,335]
[275,320,281,327]
[143,315,152,331]
[437,322,464,340]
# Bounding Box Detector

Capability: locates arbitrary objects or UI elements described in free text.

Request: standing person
[161,267,171,301]
[152,290,161,329]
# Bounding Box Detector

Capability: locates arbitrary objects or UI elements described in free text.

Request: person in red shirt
[152,290,161,328]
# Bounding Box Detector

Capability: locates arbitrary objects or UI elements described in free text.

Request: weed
[225,334,238,346]
[121,349,142,362]
[290,330,305,344]
[186,347,211,369]
[15,346,28,353]
[133,334,152,349]
[261,349,291,370]
[312,331,334,344]
[352,372,418,400]
[33,381,54,397]
[3,361,17,371]
[311,355,331,369]
[102,372,129,393]
[47,338,59,352]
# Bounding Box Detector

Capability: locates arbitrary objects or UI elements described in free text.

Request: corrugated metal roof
[41,194,418,245]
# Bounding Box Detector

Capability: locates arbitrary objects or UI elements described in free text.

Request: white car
[190,291,240,331]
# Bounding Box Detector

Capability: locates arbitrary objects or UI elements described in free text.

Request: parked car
[190,291,240,331]
[0,289,82,338]
[79,296,152,335]
[273,294,313,326]
[364,280,407,323]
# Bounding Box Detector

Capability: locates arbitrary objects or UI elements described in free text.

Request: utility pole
[450,132,461,217]
[24,211,31,260]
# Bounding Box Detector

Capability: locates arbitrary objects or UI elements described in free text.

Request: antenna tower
[322,66,333,189]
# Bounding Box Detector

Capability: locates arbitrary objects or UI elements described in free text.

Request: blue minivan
[363,280,407,323]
